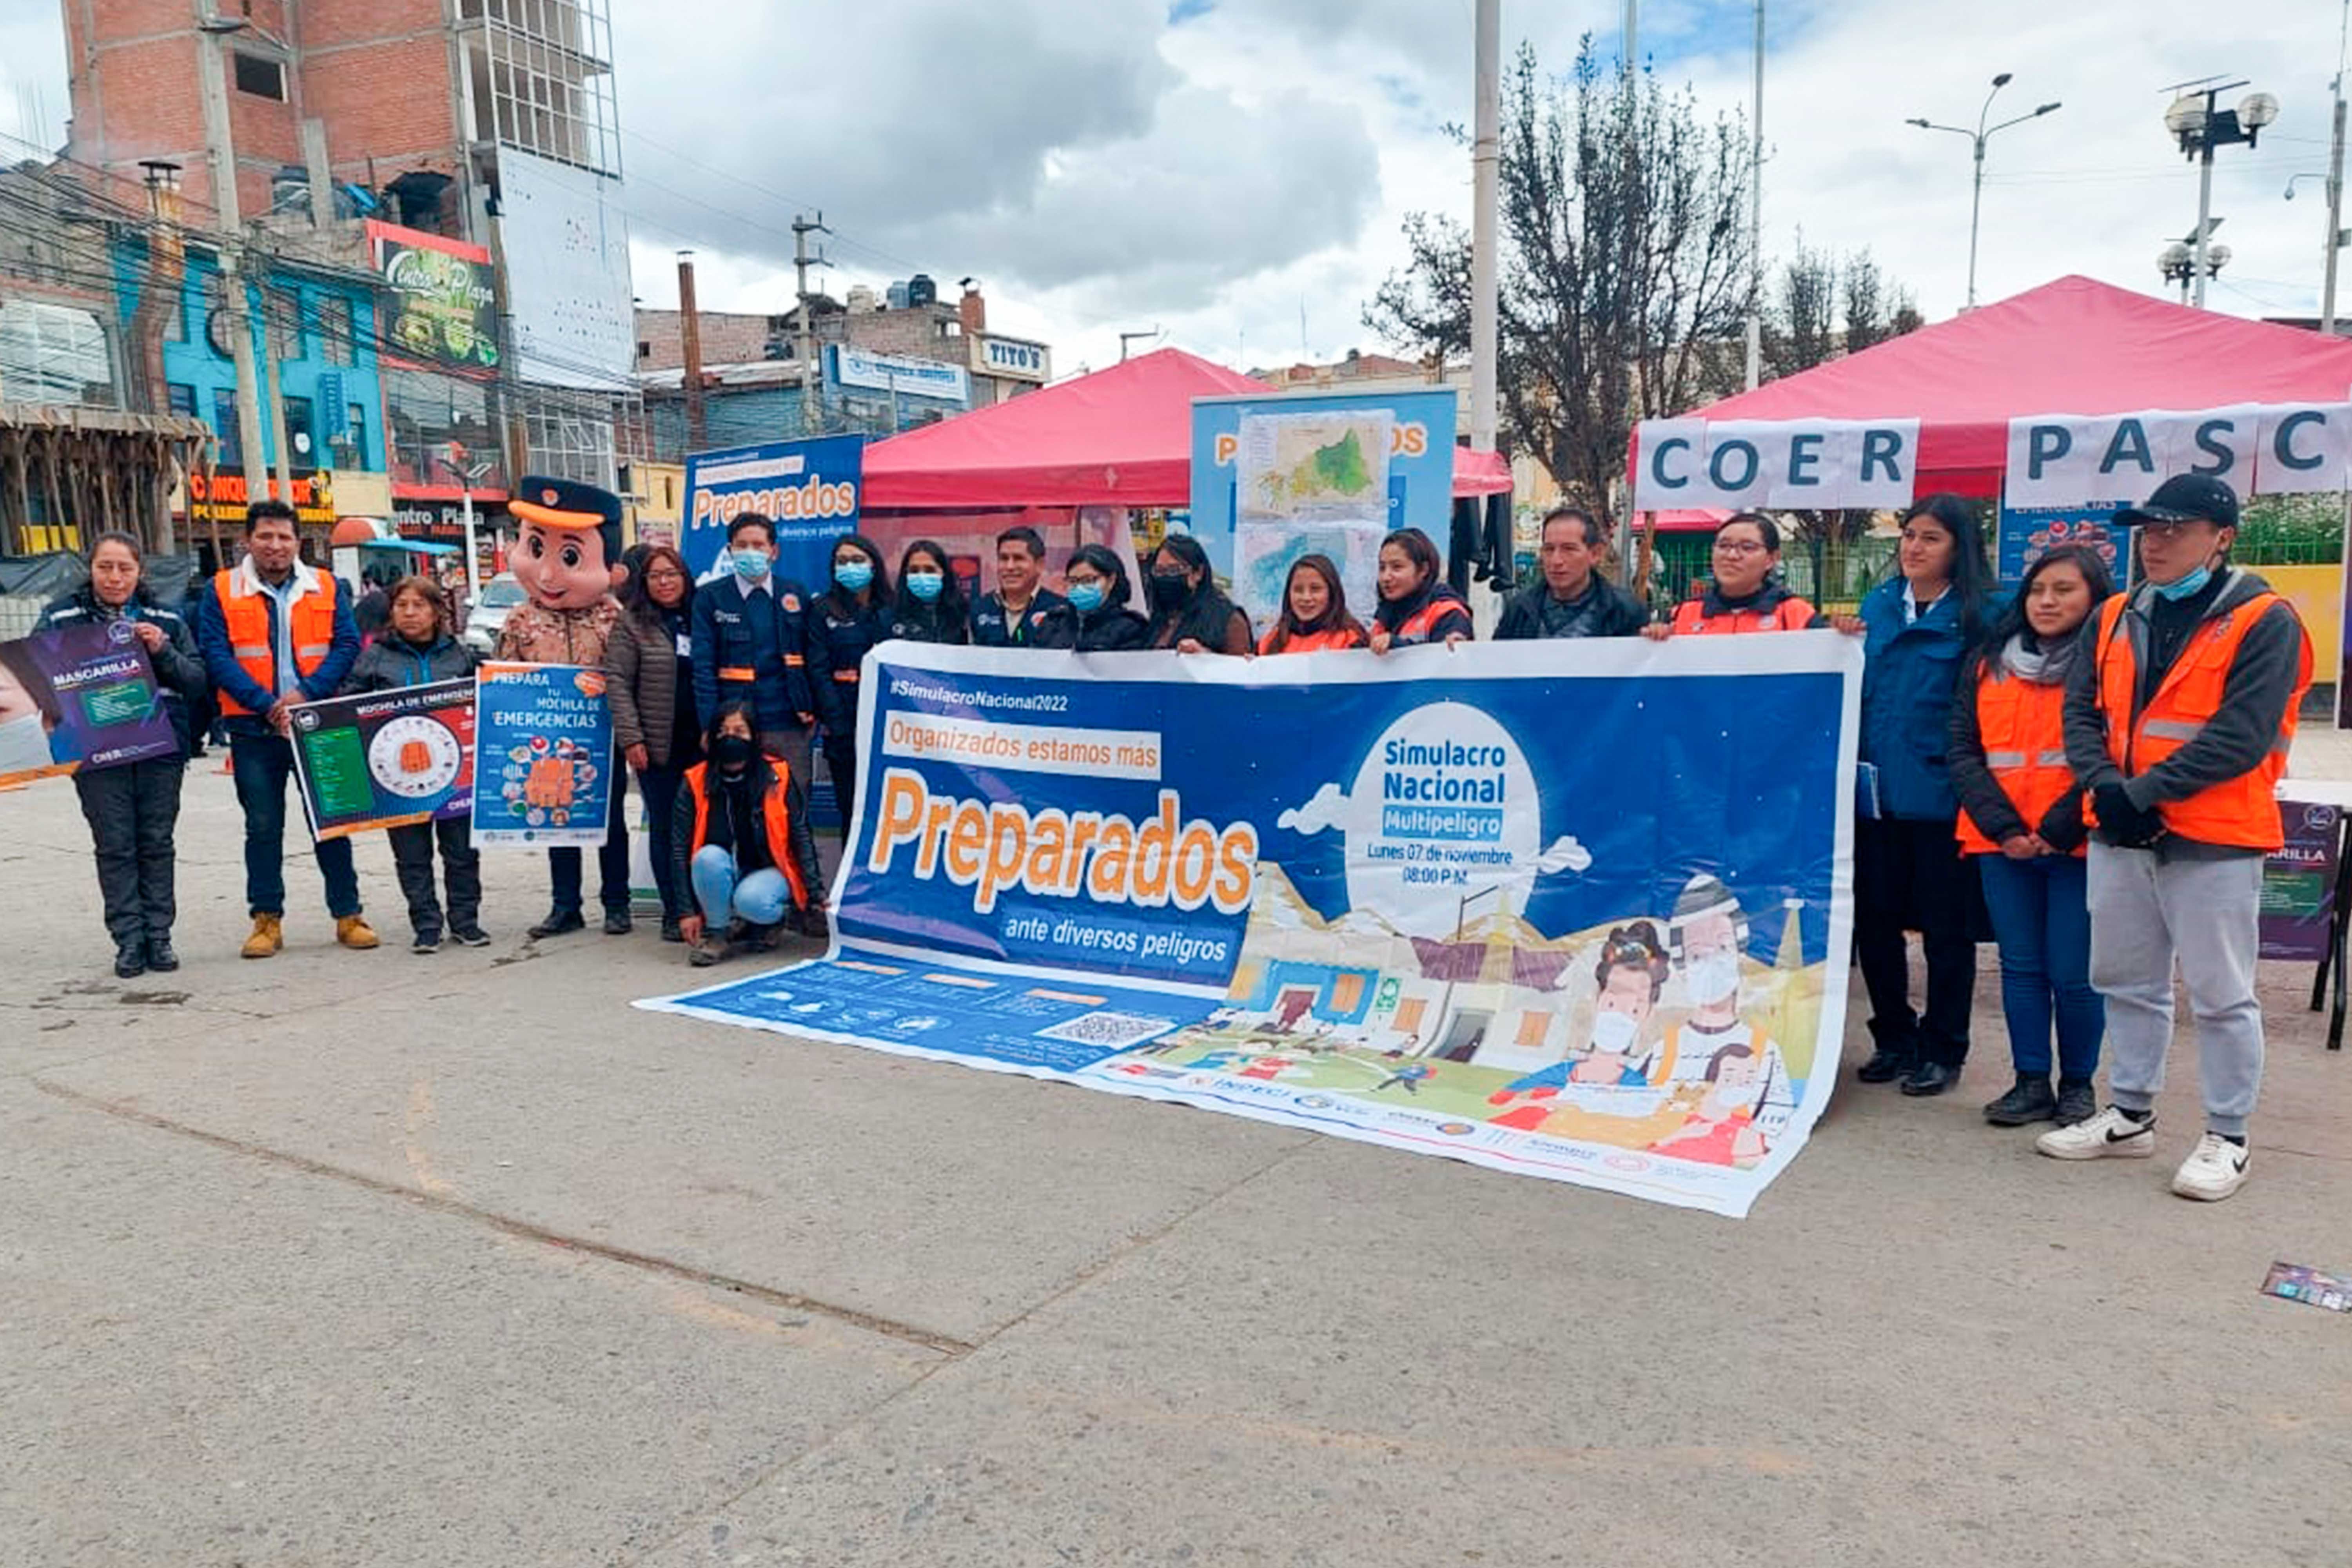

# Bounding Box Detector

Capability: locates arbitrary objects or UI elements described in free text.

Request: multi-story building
[62,0,638,550]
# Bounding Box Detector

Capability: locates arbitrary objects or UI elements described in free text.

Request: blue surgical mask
[731,548,771,584]
[834,559,873,592]
[905,570,944,603]
[1067,580,1107,614]
[2153,563,2213,602]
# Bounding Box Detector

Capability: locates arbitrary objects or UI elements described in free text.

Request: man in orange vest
[2041,475,2312,1202]
[194,498,376,958]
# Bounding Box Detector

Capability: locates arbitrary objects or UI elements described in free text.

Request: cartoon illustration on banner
[471,662,614,848]
[646,637,1860,1218]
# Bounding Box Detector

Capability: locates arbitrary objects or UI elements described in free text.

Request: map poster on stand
[1191,389,1456,629]
[470,662,614,848]
[289,679,477,840]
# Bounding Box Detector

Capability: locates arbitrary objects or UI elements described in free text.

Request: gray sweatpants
[2085,842,2265,1136]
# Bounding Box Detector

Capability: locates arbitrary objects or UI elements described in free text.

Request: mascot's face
[513,518,619,611]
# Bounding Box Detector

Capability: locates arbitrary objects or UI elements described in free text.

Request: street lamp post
[2164,78,2280,308]
[1907,73,2062,309]
[2158,225,2232,303]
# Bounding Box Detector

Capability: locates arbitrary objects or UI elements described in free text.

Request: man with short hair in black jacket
[1494,506,1648,641]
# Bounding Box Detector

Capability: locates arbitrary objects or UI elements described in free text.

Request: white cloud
[1277,781,1350,835]
[1535,835,1592,874]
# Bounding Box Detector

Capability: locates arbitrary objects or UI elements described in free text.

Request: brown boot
[336,914,381,951]
[241,913,283,960]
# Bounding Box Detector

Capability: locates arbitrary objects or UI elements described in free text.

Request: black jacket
[973,588,1066,648]
[36,586,209,757]
[886,596,973,646]
[342,632,475,695]
[1147,588,1252,654]
[670,755,825,918]
[804,591,892,736]
[2063,567,2305,855]
[1493,576,1648,641]
[1033,602,1151,652]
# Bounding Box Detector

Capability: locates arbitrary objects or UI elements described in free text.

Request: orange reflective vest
[1669,593,1818,636]
[683,758,809,910]
[2091,590,2313,851]
[1956,669,2083,856]
[211,565,341,717]
[1258,625,1367,654]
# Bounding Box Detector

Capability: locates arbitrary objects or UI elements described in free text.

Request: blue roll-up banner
[680,434,864,588]
[470,662,614,848]
[642,636,1862,1218]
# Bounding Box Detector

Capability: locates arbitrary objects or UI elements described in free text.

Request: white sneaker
[2171,1132,2250,1202]
[2036,1106,2156,1161]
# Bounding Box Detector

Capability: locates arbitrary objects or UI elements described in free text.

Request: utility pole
[2327,7,2348,334]
[1469,0,1500,453]
[792,212,829,434]
[192,0,270,506]
[1621,0,1636,75]
[1744,0,1763,389]
[677,250,706,450]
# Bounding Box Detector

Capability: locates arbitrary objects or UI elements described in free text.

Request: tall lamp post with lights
[2164,78,2280,307]
[2158,221,2232,303]
[1906,73,2062,309]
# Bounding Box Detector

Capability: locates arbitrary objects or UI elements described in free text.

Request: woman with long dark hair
[604,543,701,940]
[805,533,892,818]
[1033,544,1150,651]
[1258,553,1368,653]
[1368,527,1474,652]
[35,531,209,976]
[1949,543,2113,1127]
[672,698,826,967]
[1145,534,1252,654]
[887,538,972,645]
[1846,493,1996,1097]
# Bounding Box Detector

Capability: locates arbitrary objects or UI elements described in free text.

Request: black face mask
[1147,570,1194,611]
[711,733,757,772]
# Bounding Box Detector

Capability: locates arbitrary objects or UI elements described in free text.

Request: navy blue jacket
[691,574,813,736]
[193,561,361,735]
[1859,577,1987,821]
[36,586,209,757]
[804,590,891,737]
[973,588,1067,648]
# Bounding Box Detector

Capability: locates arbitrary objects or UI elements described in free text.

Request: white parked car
[462,574,526,653]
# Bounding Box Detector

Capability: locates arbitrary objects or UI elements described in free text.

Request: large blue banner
[681,434,864,588]
[1995,497,2130,587]
[470,662,614,848]
[1188,389,1458,628]
[645,638,1861,1218]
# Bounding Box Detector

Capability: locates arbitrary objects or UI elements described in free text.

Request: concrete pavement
[4,763,2348,1566]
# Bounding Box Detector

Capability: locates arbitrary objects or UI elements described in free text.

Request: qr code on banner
[1038,1011,1179,1049]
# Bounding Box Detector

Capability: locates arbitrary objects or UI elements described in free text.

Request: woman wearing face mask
[672,699,827,968]
[1484,922,1669,1128]
[886,540,972,646]
[804,534,892,821]
[1033,544,1150,652]
[1844,494,1996,1098]
[1642,512,1825,639]
[1368,528,1474,652]
[604,544,702,940]
[1145,535,1252,654]
[34,532,210,977]
[1948,544,2113,1129]
[1257,554,1368,653]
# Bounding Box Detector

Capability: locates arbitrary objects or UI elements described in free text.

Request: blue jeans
[1976,853,2103,1080]
[690,844,791,927]
[231,733,359,919]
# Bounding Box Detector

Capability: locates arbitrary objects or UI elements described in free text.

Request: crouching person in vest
[194,499,376,958]
[2043,476,2312,1202]
[672,699,827,968]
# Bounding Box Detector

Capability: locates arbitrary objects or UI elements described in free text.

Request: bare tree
[1365,38,1755,528]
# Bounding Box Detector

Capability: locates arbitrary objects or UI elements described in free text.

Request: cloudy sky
[0,0,2334,378]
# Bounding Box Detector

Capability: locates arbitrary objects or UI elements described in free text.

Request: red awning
[1670,276,2352,496]
[863,346,1514,508]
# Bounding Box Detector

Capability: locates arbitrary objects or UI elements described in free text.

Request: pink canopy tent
[862,346,1513,509]
[1661,275,2352,498]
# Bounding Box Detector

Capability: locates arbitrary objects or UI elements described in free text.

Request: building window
[386,367,503,490]
[212,388,243,468]
[167,384,198,418]
[162,282,189,343]
[317,296,354,367]
[233,52,286,101]
[284,396,316,466]
[342,402,368,467]
[266,288,301,364]
[636,340,650,361]
[0,299,116,408]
